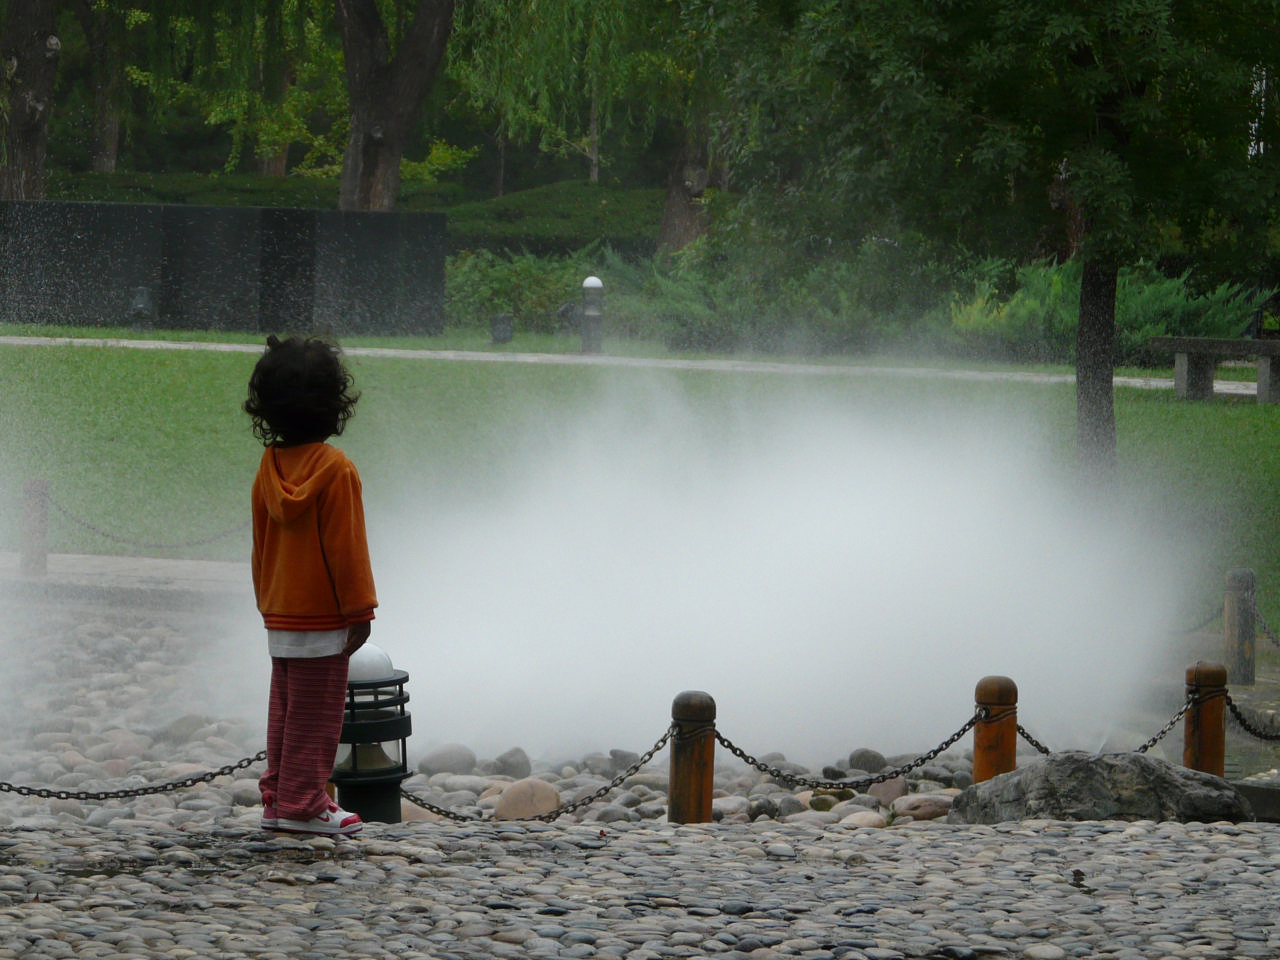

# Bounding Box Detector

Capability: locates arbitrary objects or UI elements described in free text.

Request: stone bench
[1147,336,1280,402]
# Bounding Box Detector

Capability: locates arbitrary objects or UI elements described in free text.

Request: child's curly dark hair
[244,335,360,446]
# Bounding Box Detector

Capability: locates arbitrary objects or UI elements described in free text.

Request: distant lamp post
[581,276,604,354]
[330,643,412,823]
[490,313,514,344]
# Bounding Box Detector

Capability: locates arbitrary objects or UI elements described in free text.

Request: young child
[244,335,377,836]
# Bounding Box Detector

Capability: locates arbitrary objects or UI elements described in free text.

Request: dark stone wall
[0,200,446,335]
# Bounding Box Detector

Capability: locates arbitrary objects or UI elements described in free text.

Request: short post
[973,676,1018,783]
[21,478,49,577]
[1184,661,1227,778]
[490,313,514,345]
[580,276,603,354]
[1224,568,1255,686]
[668,690,715,824]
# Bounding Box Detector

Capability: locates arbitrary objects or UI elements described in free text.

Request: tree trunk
[68,0,122,174]
[1076,256,1119,482]
[657,127,711,253]
[1,1,61,199]
[91,93,120,174]
[260,150,289,177]
[588,87,600,184]
[494,124,506,197]
[334,0,454,211]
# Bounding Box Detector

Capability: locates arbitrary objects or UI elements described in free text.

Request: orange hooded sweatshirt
[251,442,377,632]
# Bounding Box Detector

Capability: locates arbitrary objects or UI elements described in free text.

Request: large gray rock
[493,746,532,779]
[948,751,1253,824]
[417,743,477,776]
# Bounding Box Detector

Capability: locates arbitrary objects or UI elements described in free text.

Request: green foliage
[949,259,1270,364]
[449,0,683,178]
[399,142,481,184]
[197,5,350,175]
[445,249,594,332]
[442,180,663,255]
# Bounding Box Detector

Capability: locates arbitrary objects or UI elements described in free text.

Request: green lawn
[2,331,1278,664]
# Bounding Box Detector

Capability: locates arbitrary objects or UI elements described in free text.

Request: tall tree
[333,0,453,210]
[693,0,1280,478]
[1,0,61,198]
[450,0,717,248]
[450,0,641,186]
[65,0,127,173]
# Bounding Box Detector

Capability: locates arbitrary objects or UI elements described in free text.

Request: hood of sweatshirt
[257,443,346,524]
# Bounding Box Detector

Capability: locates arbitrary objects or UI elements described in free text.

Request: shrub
[947,259,1269,365]
[445,249,594,332]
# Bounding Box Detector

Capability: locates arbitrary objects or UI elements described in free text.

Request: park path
[0,333,1258,395]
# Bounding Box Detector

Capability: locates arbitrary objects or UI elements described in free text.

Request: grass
[3,331,1280,660]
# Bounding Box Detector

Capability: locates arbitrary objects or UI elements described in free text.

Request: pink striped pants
[259,653,349,820]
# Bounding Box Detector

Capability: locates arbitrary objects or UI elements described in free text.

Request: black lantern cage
[330,667,412,823]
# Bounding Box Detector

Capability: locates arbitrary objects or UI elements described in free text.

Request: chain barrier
[1249,591,1280,652]
[400,725,675,823]
[0,751,266,801]
[1016,724,1052,756]
[1226,694,1280,742]
[1179,602,1224,635]
[1135,696,1194,754]
[48,496,249,551]
[715,711,982,792]
[1,692,1274,818]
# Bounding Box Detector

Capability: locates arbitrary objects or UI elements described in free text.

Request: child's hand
[343,621,371,656]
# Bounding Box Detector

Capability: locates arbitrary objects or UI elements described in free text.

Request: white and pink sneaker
[276,802,363,836]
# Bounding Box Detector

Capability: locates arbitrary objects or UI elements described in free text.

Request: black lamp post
[581,275,603,354]
[331,643,413,823]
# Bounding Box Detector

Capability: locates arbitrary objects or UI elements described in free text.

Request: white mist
[363,371,1198,770]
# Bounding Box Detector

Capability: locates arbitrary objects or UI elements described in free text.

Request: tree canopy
[4,0,1280,475]
[686,0,1280,474]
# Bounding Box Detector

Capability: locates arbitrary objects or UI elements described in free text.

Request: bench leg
[1259,356,1279,403]
[1175,353,1216,400]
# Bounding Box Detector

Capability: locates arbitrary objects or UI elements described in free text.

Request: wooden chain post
[21,478,49,577]
[1224,568,1255,686]
[1184,661,1227,778]
[668,691,716,824]
[973,676,1018,783]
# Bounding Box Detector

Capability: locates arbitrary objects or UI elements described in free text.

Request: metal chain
[1178,602,1224,635]
[715,712,982,792]
[1136,696,1195,754]
[1016,724,1053,755]
[1249,592,1280,652]
[401,725,675,823]
[0,751,266,801]
[1226,693,1280,742]
[49,497,250,550]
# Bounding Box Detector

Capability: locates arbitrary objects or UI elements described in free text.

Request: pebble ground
[3,482,1280,960]
[3,811,1280,960]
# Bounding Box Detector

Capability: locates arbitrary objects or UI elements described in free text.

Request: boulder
[848,748,887,772]
[867,775,908,806]
[947,751,1254,824]
[493,747,532,780]
[713,795,751,819]
[418,743,476,776]
[840,809,888,828]
[494,777,562,820]
[891,793,953,821]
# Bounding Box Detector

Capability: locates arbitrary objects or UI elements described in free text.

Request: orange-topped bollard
[1184,661,1228,778]
[973,676,1018,783]
[668,691,716,824]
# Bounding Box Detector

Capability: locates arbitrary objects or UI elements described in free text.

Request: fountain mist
[360,370,1201,769]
